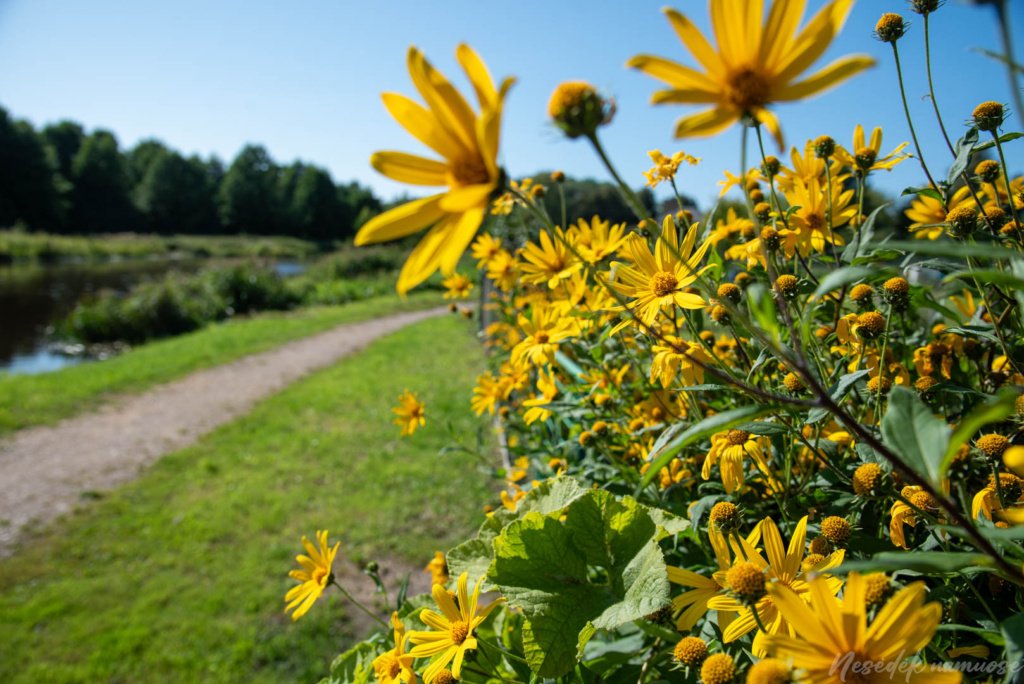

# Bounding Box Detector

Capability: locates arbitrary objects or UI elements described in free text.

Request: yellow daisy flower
[608,214,713,331]
[906,185,974,240]
[764,572,960,683]
[567,215,629,263]
[393,390,426,437]
[373,612,417,684]
[835,124,909,174]
[627,1,874,148]
[424,551,449,587]
[701,429,774,494]
[355,45,514,293]
[706,516,845,656]
[284,529,340,621]
[407,572,505,683]
[470,233,504,268]
[650,335,715,387]
[522,366,559,425]
[510,306,576,367]
[442,272,473,299]
[643,149,700,188]
[519,227,582,289]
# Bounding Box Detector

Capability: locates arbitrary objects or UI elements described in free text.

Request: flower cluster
[293,3,1023,683]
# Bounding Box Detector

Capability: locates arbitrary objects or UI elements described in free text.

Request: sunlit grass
[0,315,496,683]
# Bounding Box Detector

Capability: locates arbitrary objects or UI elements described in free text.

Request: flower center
[725,67,771,111]
[312,566,329,586]
[726,429,750,446]
[650,271,679,297]
[385,654,402,678]
[806,213,824,231]
[535,331,550,344]
[450,620,469,645]
[448,156,490,187]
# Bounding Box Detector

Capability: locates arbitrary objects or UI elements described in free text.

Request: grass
[0,230,320,262]
[0,291,444,435]
[0,315,497,683]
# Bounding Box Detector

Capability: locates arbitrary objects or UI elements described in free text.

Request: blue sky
[0,0,1020,210]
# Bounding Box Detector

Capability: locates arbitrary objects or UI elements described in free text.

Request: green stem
[331,579,389,629]
[891,43,942,200]
[923,14,956,156]
[585,132,650,222]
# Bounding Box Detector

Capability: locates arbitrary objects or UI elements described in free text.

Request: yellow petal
[381,92,464,160]
[760,0,806,70]
[439,184,494,213]
[663,7,724,77]
[674,107,737,139]
[354,194,445,246]
[627,54,718,91]
[407,47,477,153]
[650,88,720,105]
[456,44,498,110]
[371,151,448,186]
[775,0,855,84]
[775,55,875,102]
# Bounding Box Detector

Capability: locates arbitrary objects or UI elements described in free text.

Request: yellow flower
[393,390,426,436]
[972,473,1023,522]
[782,176,856,255]
[706,516,845,656]
[764,572,960,683]
[522,366,559,425]
[442,272,473,299]
[835,125,909,174]
[471,372,505,416]
[567,215,629,263]
[650,335,714,387]
[701,429,774,494]
[470,233,504,268]
[644,149,700,188]
[424,551,450,587]
[667,523,760,631]
[627,2,873,148]
[906,186,974,240]
[284,529,340,621]
[485,249,518,292]
[373,612,417,684]
[510,306,576,367]
[608,214,712,331]
[407,572,505,683]
[519,227,582,289]
[355,45,514,294]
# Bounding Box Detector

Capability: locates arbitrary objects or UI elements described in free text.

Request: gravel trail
[0,306,446,555]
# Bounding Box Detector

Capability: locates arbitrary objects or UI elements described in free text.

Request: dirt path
[0,306,447,555]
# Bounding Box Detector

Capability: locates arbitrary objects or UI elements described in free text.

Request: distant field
[0,315,496,683]
[0,230,321,262]
[0,291,444,435]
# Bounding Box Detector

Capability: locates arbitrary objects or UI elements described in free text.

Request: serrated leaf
[639,405,769,490]
[489,491,671,678]
[445,538,493,587]
[881,386,952,490]
[325,639,382,684]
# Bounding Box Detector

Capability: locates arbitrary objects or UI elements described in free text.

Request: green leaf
[737,421,789,436]
[806,370,870,425]
[948,127,979,186]
[836,551,992,575]
[446,538,493,587]
[882,240,1023,261]
[516,476,589,517]
[943,269,1024,290]
[638,405,769,491]
[645,506,690,539]
[943,392,1017,475]
[902,185,944,202]
[325,638,383,684]
[972,130,1023,152]
[881,386,951,490]
[841,203,887,264]
[810,266,877,301]
[1002,614,1024,684]
[746,283,780,339]
[489,491,671,678]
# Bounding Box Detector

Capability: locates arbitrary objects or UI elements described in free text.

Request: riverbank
[0,290,444,435]
[0,230,320,263]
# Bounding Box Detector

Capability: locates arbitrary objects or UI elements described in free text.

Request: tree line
[0,105,382,241]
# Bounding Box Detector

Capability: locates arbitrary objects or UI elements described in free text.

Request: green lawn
[0,315,496,683]
[0,291,443,435]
